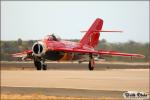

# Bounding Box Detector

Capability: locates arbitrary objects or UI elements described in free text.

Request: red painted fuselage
[12,18,144,70]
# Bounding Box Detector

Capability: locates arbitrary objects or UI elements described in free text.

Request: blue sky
[1,1,149,43]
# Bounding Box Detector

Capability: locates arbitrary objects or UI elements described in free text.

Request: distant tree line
[0,38,149,62]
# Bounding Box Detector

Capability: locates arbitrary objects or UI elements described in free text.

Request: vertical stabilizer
[80,18,103,47]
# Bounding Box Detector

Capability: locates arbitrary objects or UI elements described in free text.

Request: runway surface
[1,61,149,70]
[1,69,149,98]
[1,87,124,98]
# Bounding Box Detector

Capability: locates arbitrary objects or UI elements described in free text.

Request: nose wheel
[42,63,47,70]
[34,57,47,70]
[88,54,95,71]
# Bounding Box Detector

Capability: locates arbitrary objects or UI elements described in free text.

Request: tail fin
[80,18,103,48]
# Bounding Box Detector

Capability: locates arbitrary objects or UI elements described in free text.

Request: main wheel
[88,59,94,71]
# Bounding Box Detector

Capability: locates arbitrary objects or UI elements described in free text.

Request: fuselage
[32,37,94,61]
[12,18,144,71]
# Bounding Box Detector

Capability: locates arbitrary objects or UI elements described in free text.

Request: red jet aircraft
[12,18,144,70]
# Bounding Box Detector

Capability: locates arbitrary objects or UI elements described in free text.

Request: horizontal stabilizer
[100,30,123,32]
[80,30,123,33]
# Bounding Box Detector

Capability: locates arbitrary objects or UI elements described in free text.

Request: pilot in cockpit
[45,34,58,41]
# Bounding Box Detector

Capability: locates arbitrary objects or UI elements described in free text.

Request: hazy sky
[1,1,149,43]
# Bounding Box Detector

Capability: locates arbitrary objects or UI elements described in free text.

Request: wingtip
[136,54,145,58]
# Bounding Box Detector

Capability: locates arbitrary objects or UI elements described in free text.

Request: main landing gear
[88,54,95,71]
[34,57,47,70]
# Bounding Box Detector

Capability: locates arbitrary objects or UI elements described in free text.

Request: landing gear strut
[88,53,95,71]
[34,57,47,70]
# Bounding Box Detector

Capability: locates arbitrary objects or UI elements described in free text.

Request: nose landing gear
[34,57,47,70]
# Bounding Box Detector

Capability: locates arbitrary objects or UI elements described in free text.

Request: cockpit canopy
[44,34,61,41]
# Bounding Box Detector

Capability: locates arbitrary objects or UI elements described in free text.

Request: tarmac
[1,68,149,98]
[1,61,149,70]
